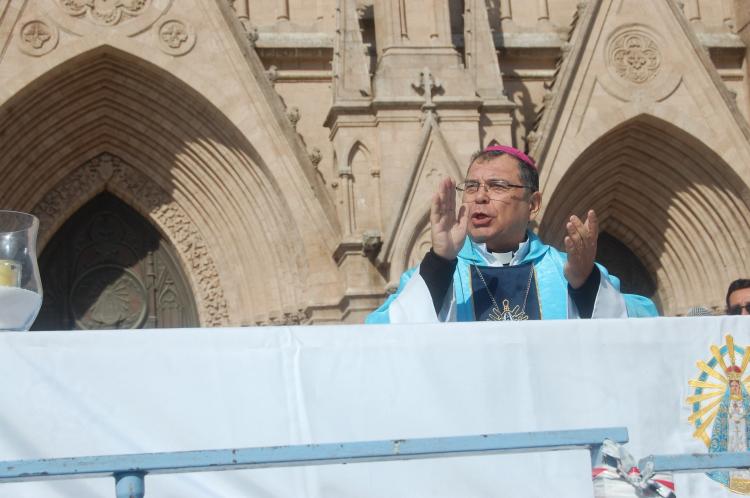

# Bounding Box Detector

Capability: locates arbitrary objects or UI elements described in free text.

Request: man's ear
[528,191,542,220]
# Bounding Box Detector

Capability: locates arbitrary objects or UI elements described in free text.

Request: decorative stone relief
[308,147,322,168]
[255,309,309,326]
[156,19,196,56]
[287,107,301,130]
[608,31,661,84]
[58,0,150,26]
[48,0,171,36]
[243,23,259,47]
[32,154,230,326]
[71,266,148,329]
[265,65,279,86]
[411,67,443,109]
[18,20,58,56]
[362,230,382,258]
[599,25,678,103]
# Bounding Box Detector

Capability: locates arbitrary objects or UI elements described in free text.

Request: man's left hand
[563,210,598,289]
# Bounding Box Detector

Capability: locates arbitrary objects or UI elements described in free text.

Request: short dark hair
[468,149,539,193]
[726,279,750,309]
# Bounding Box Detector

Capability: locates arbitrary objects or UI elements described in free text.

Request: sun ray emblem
[688,334,750,494]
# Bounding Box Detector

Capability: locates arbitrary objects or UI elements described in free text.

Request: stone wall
[0,0,748,323]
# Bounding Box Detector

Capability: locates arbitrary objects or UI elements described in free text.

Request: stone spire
[332,0,372,102]
[463,0,513,103]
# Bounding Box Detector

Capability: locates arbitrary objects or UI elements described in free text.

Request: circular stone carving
[156,19,196,56]
[71,265,148,329]
[42,0,172,37]
[18,20,58,56]
[58,0,151,26]
[608,30,661,84]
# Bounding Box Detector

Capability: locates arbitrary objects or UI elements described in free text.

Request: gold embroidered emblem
[687,335,750,494]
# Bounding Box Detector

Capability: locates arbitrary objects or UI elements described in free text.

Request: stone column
[430,0,452,42]
[722,0,735,29]
[686,0,701,23]
[500,0,513,25]
[234,0,249,20]
[277,0,290,21]
[338,165,355,235]
[537,0,549,21]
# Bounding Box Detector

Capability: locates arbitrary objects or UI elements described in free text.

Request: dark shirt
[418,248,600,319]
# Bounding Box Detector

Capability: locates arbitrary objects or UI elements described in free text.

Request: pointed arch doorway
[32,193,199,330]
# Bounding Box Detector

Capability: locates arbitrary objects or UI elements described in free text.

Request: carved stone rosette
[156,19,196,56]
[608,30,661,84]
[58,0,150,26]
[18,20,58,57]
[32,154,230,326]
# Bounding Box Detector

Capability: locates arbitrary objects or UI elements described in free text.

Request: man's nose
[474,186,490,203]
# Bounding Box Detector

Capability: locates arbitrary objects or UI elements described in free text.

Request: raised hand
[563,209,598,289]
[430,177,468,260]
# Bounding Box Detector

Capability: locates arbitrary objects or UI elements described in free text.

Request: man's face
[462,155,541,252]
[728,287,750,315]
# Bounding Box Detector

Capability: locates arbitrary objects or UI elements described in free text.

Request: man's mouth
[471,212,492,226]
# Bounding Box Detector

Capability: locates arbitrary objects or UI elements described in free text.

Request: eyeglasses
[728,303,750,315]
[455,180,531,199]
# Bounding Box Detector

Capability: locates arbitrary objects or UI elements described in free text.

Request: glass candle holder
[0,211,42,331]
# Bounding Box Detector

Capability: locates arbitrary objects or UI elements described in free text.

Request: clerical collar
[472,237,530,267]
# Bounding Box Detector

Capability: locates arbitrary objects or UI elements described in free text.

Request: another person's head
[459,146,541,252]
[726,279,750,315]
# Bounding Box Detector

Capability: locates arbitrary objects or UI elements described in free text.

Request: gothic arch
[32,154,226,325]
[406,213,432,270]
[347,141,381,233]
[0,46,326,325]
[347,140,371,167]
[539,115,750,315]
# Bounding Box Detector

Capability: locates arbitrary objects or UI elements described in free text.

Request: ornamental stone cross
[22,22,51,49]
[412,67,443,108]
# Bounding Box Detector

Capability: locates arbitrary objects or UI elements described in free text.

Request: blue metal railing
[0,427,627,498]
[638,451,750,475]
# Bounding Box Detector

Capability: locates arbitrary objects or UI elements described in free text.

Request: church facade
[1,0,749,328]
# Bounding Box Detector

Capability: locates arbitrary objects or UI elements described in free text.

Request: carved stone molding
[254,309,309,326]
[58,0,150,26]
[18,20,58,57]
[32,154,230,326]
[156,19,196,56]
[608,30,661,84]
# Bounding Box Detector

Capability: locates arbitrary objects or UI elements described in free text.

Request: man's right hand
[430,177,468,260]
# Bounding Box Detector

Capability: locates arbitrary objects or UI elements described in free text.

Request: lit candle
[0,260,20,287]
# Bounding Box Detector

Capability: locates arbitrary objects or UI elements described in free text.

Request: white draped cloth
[0,317,747,497]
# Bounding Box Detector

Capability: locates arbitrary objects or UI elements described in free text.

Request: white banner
[0,317,748,497]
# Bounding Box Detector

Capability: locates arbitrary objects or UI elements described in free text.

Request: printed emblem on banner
[687,334,750,494]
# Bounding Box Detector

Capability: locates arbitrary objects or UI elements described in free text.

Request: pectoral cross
[487,299,529,321]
